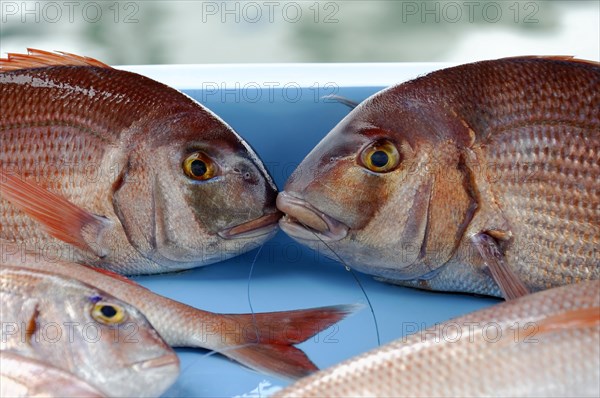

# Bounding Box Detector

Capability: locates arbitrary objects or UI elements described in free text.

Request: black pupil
[100,305,118,318]
[191,159,207,177]
[370,151,389,168]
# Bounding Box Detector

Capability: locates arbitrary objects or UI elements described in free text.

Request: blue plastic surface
[129,69,501,398]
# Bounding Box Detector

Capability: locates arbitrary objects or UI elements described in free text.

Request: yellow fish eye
[91,302,126,324]
[183,151,217,181]
[359,140,400,173]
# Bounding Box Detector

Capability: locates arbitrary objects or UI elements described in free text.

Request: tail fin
[218,305,359,380]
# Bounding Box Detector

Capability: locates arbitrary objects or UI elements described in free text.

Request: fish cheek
[186,172,265,232]
[305,158,389,229]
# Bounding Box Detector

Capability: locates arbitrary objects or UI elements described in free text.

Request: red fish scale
[486,125,598,288]
[429,59,600,291]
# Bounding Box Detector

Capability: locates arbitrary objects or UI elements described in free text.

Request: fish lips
[277,192,349,242]
[129,354,180,398]
[217,211,282,239]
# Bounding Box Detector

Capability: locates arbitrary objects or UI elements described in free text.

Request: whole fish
[0,241,355,380]
[275,280,600,397]
[0,49,280,275]
[277,57,600,299]
[0,266,179,398]
[1,351,105,398]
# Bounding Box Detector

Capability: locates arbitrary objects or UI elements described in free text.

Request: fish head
[37,287,178,397]
[113,107,280,270]
[1,268,179,398]
[278,87,477,280]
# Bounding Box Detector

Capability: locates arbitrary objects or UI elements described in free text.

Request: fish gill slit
[300,221,381,347]
[455,151,480,248]
[418,180,434,267]
[25,303,40,346]
[110,160,128,195]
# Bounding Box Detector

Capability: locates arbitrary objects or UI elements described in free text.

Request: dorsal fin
[502,55,600,68]
[0,48,111,71]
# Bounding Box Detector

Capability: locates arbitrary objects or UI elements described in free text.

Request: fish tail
[217,304,358,380]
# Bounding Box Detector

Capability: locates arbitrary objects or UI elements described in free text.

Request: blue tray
[127,64,501,397]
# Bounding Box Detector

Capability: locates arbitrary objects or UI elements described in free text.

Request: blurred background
[1,0,598,65]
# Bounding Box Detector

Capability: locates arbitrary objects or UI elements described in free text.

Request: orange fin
[219,304,359,379]
[472,232,529,300]
[226,344,319,380]
[537,307,600,334]
[502,55,600,67]
[0,172,112,258]
[0,48,111,71]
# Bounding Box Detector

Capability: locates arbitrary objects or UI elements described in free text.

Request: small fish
[0,49,280,275]
[0,266,179,398]
[275,280,600,397]
[277,57,600,299]
[0,241,356,380]
[1,351,105,398]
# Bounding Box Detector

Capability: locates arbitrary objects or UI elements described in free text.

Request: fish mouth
[218,211,282,239]
[276,192,348,242]
[131,354,180,371]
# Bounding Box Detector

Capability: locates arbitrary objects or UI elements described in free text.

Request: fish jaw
[277,192,349,242]
[217,210,282,239]
[127,355,180,398]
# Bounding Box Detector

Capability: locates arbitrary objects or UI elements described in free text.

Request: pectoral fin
[471,232,529,300]
[0,172,112,258]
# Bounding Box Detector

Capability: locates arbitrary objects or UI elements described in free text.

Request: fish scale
[486,120,599,289]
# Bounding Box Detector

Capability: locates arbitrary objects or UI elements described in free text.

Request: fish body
[278,57,600,298]
[0,352,105,398]
[0,241,355,380]
[275,280,600,397]
[0,266,179,397]
[0,49,279,275]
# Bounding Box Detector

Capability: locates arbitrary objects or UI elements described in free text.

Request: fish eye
[359,140,401,173]
[91,302,126,325]
[183,152,218,181]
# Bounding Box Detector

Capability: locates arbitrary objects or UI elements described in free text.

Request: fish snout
[217,210,282,239]
[277,191,348,242]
